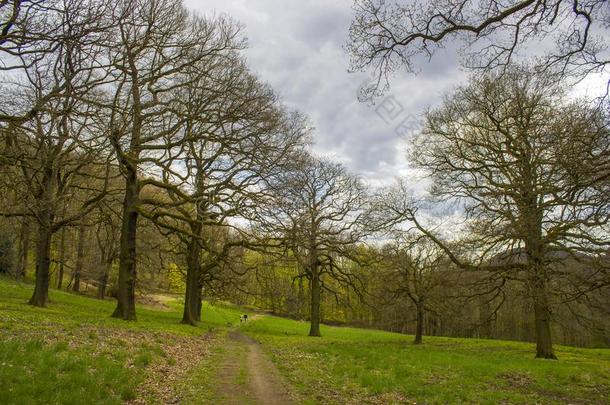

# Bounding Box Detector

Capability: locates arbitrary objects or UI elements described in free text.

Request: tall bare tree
[0,0,113,306]
[261,156,369,336]
[380,236,448,344]
[104,0,243,320]
[389,68,609,358]
[138,48,307,325]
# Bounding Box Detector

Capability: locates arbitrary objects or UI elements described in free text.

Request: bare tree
[103,0,243,320]
[93,202,121,300]
[347,0,610,98]
[138,47,307,325]
[0,0,114,306]
[260,155,369,336]
[388,67,609,358]
[380,236,448,344]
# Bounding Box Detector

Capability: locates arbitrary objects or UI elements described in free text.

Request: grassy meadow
[1,276,609,404]
[0,277,242,404]
[242,316,610,404]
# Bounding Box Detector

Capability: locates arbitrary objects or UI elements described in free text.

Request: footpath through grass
[241,314,610,404]
[0,277,243,404]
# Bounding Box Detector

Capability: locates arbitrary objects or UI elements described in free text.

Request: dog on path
[240,314,248,322]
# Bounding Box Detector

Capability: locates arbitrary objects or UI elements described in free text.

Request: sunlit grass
[0,276,243,336]
[2,276,608,404]
[242,313,610,404]
[0,338,139,405]
[0,276,243,404]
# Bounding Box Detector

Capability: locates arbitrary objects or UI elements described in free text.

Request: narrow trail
[214,330,294,405]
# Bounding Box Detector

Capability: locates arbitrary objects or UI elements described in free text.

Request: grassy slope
[2,276,609,404]
[0,277,242,404]
[242,315,610,404]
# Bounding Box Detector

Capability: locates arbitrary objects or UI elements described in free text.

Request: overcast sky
[183,0,464,187]
[184,0,605,188]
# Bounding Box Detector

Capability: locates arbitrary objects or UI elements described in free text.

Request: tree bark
[519,131,557,359]
[181,232,202,326]
[29,166,54,307]
[523,195,557,359]
[414,299,424,345]
[195,280,203,322]
[112,172,138,320]
[72,222,85,293]
[309,264,321,337]
[97,259,111,300]
[29,221,52,306]
[532,275,556,359]
[298,275,305,320]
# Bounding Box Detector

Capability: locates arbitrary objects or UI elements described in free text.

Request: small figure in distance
[240,314,248,323]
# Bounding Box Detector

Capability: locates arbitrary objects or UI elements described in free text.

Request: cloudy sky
[183,0,465,186]
[184,0,605,188]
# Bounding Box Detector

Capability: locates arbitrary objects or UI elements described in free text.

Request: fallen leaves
[127,332,217,405]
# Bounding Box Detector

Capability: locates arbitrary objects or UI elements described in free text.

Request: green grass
[0,276,243,404]
[0,277,242,337]
[2,276,609,404]
[0,339,138,405]
[242,315,610,404]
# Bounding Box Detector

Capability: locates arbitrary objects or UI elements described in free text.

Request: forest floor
[1,276,609,404]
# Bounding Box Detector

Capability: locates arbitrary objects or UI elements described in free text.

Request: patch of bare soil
[136,294,171,311]
[215,330,295,404]
[498,372,533,389]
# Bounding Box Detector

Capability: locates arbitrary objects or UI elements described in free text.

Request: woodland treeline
[0,0,609,360]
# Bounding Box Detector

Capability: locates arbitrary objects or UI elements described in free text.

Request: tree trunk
[297,275,305,319]
[112,55,143,320]
[524,209,557,359]
[72,222,85,293]
[195,280,203,322]
[19,218,30,279]
[29,221,52,307]
[414,300,424,345]
[532,276,556,359]
[181,233,201,326]
[520,143,556,359]
[478,295,492,338]
[29,166,54,307]
[97,259,111,300]
[309,265,321,337]
[112,172,138,320]
[56,228,66,289]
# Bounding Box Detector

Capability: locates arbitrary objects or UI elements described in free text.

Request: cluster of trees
[345,0,610,360]
[0,0,608,361]
[0,0,308,324]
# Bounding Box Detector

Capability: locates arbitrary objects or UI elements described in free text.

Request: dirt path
[213,330,295,404]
